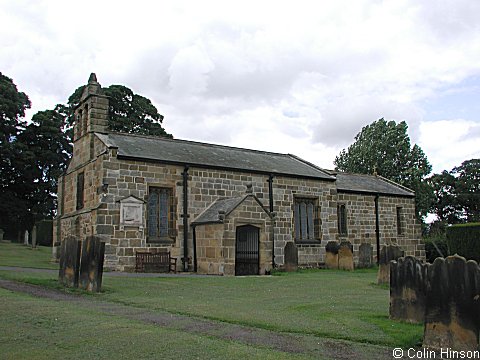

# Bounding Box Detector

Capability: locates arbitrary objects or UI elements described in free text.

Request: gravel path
[0,276,395,359]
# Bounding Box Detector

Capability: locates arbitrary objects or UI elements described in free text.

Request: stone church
[53,74,425,274]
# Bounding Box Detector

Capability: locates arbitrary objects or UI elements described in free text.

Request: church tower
[73,73,109,142]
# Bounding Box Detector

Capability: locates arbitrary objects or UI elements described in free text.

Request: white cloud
[419,119,480,173]
[1,0,480,172]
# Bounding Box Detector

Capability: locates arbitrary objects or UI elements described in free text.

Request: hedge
[424,235,449,263]
[446,222,480,263]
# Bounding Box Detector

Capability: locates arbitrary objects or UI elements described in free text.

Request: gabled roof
[192,194,270,225]
[96,132,334,180]
[334,172,415,197]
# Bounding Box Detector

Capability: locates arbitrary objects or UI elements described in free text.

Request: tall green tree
[428,170,461,224]
[0,72,31,234]
[430,159,480,224]
[334,118,433,220]
[453,159,480,222]
[16,109,72,218]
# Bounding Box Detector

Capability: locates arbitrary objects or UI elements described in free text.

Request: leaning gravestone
[423,255,480,351]
[325,241,339,269]
[58,236,82,288]
[358,243,373,268]
[377,245,404,285]
[338,241,354,271]
[79,236,106,292]
[390,256,428,323]
[284,242,298,272]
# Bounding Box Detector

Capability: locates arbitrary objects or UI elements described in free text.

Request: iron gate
[235,225,259,276]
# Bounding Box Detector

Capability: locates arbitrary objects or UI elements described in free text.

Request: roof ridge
[376,175,415,194]
[287,154,334,178]
[108,131,293,158]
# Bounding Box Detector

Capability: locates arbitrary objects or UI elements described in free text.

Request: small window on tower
[83,104,88,133]
[76,172,85,210]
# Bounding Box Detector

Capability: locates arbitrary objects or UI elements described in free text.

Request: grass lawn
[0,241,423,358]
[0,241,58,269]
[96,270,422,347]
[0,288,307,360]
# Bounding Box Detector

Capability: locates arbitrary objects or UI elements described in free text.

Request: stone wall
[54,131,107,259]
[195,196,273,275]
[87,149,336,271]
[337,192,424,265]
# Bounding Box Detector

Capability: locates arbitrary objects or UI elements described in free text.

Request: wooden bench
[135,250,177,273]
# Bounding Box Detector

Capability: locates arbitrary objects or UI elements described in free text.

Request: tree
[430,159,480,224]
[428,170,461,224]
[65,84,172,138]
[334,118,433,220]
[453,159,480,222]
[16,109,72,218]
[0,73,31,234]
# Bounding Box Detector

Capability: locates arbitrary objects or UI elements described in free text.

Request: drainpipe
[192,225,197,272]
[267,174,275,268]
[267,174,274,213]
[182,165,189,272]
[374,194,380,265]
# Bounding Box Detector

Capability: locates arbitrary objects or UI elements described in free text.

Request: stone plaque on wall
[119,195,144,230]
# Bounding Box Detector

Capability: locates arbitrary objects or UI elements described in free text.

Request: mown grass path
[0,278,395,359]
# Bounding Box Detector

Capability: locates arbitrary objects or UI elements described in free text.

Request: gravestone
[31,225,37,248]
[58,236,82,288]
[24,230,29,245]
[390,256,428,323]
[0,228,4,241]
[284,242,298,272]
[423,255,480,351]
[358,243,373,268]
[325,241,339,269]
[79,236,106,292]
[377,245,404,284]
[338,241,354,270]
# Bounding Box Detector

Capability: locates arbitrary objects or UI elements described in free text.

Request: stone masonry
[54,74,425,274]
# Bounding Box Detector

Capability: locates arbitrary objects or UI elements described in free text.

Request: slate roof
[96,132,334,180]
[334,172,415,197]
[192,195,269,225]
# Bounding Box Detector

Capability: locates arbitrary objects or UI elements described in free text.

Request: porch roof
[192,194,270,225]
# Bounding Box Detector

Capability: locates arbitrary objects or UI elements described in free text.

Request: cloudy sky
[1,0,479,173]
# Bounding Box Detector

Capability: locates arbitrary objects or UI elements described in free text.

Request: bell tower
[73,73,109,142]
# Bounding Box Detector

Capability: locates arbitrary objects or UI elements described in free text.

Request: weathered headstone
[0,228,4,241]
[377,245,404,284]
[325,241,339,269]
[338,241,354,270]
[58,236,81,288]
[24,230,29,245]
[31,225,37,248]
[358,243,373,268]
[423,255,480,351]
[390,256,428,323]
[284,242,298,272]
[79,236,106,292]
